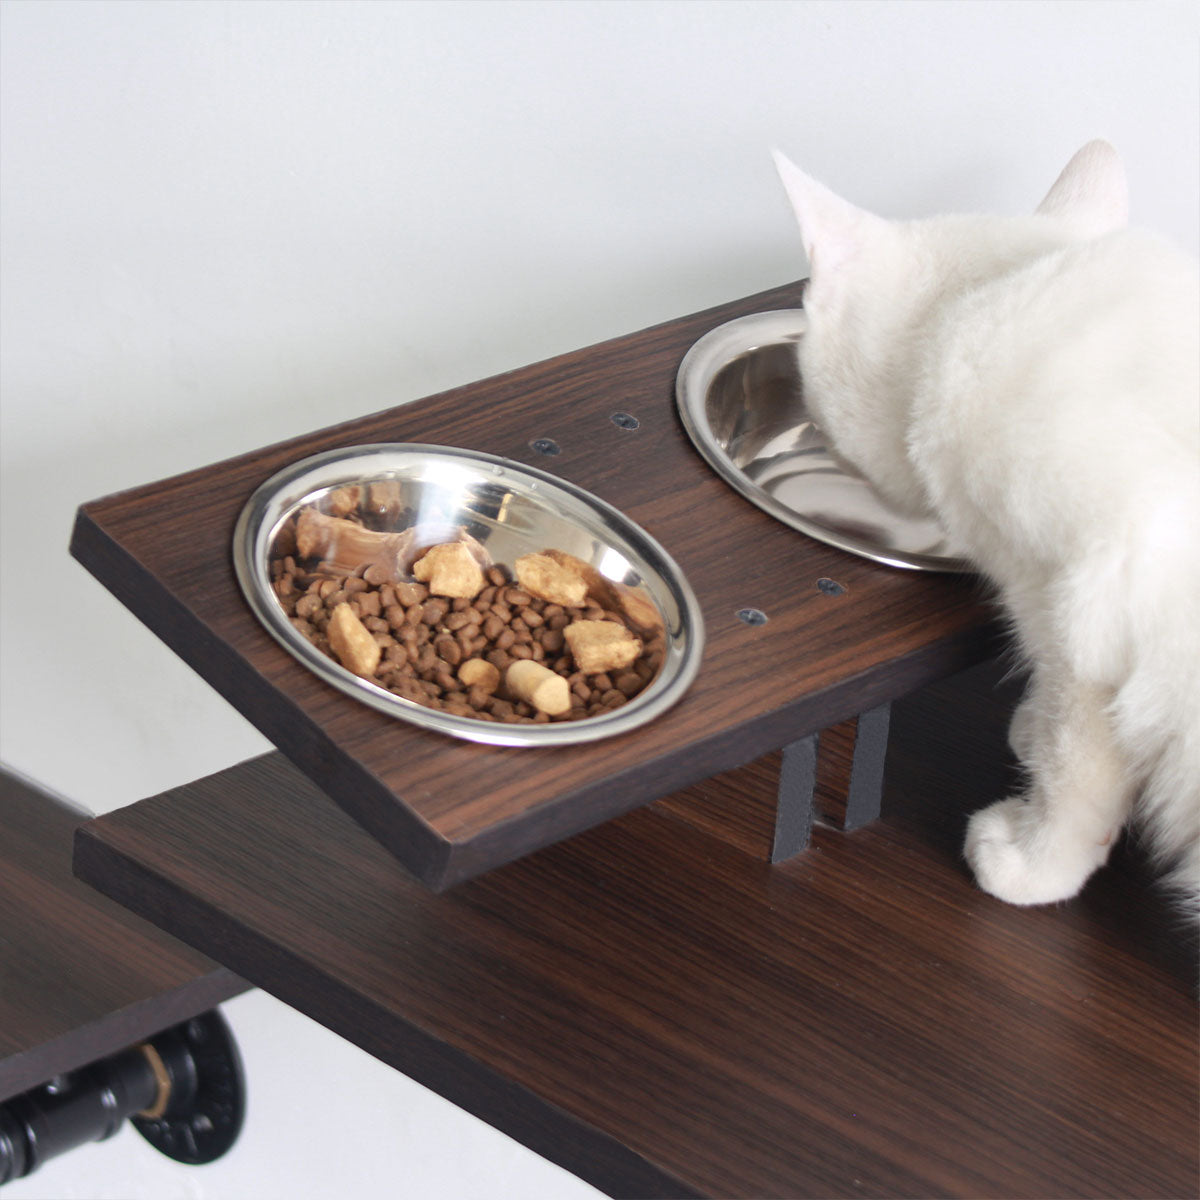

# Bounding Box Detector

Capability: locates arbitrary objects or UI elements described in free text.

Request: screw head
[816,578,846,596]
[736,607,768,626]
[611,412,640,430]
[530,438,560,456]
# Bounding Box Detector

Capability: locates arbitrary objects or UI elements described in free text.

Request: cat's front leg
[1007,690,1038,761]
[965,677,1133,906]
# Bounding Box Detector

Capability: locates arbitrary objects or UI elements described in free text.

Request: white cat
[773,141,1200,914]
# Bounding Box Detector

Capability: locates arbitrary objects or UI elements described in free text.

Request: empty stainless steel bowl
[232,444,705,746]
[675,309,964,571]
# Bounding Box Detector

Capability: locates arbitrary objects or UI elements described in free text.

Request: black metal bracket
[770,701,892,862]
[0,1009,244,1183]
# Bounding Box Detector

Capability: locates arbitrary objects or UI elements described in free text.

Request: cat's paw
[964,797,1097,906]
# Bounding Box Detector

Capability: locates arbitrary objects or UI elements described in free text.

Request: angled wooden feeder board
[69,280,995,889]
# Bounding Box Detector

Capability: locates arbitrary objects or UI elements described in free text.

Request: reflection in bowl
[232,444,704,746]
[675,309,965,572]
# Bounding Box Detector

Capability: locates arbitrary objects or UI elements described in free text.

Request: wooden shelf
[72,664,1198,1198]
[0,768,246,1101]
[70,280,996,889]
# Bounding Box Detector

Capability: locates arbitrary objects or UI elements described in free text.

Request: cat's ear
[1035,140,1128,236]
[772,149,883,281]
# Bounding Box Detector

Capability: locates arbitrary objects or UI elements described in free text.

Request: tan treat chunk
[543,548,662,633]
[327,602,382,678]
[515,553,588,607]
[505,660,571,716]
[325,486,362,518]
[412,542,485,599]
[612,585,663,634]
[564,619,643,675]
[458,657,501,695]
[543,549,617,607]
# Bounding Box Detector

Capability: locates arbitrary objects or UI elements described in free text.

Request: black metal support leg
[771,732,818,863]
[769,701,892,863]
[842,701,891,831]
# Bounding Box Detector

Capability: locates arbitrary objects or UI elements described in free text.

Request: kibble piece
[366,480,403,520]
[274,520,299,559]
[514,553,588,607]
[294,593,322,619]
[434,634,462,666]
[505,660,572,716]
[412,542,485,600]
[420,598,450,627]
[564,619,642,674]
[327,602,382,679]
[326,485,362,517]
[614,670,642,696]
[394,581,428,607]
[458,658,501,694]
[363,562,393,587]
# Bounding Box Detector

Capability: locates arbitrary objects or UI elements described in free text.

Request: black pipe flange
[0,1008,244,1183]
[130,1010,244,1165]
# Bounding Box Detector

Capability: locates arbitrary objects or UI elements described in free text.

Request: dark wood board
[70,280,997,889]
[0,768,246,1100]
[73,663,1198,1199]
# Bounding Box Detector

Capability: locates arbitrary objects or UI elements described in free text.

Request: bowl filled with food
[232,444,704,746]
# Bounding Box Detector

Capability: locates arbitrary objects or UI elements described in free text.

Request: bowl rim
[675,308,968,573]
[232,442,706,747]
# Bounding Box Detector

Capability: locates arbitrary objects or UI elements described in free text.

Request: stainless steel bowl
[232,444,704,747]
[676,309,966,572]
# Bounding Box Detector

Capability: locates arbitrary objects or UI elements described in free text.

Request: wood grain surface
[70,280,998,888]
[0,768,245,1100]
[73,662,1198,1198]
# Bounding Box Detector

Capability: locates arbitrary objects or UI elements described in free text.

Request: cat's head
[772,140,1128,514]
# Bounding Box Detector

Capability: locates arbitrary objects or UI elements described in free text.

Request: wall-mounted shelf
[70,666,1197,1198]
[0,767,245,1102]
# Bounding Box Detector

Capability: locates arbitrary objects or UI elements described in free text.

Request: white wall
[2,1,1196,1196]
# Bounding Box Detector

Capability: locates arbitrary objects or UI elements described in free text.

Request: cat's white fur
[774,141,1200,913]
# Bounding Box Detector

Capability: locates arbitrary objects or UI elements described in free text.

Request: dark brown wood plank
[70,280,998,888]
[0,768,246,1100]
[72,664,1197,1198]
[656,750,783,858]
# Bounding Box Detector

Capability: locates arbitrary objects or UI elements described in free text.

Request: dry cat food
[268,493,665,725]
